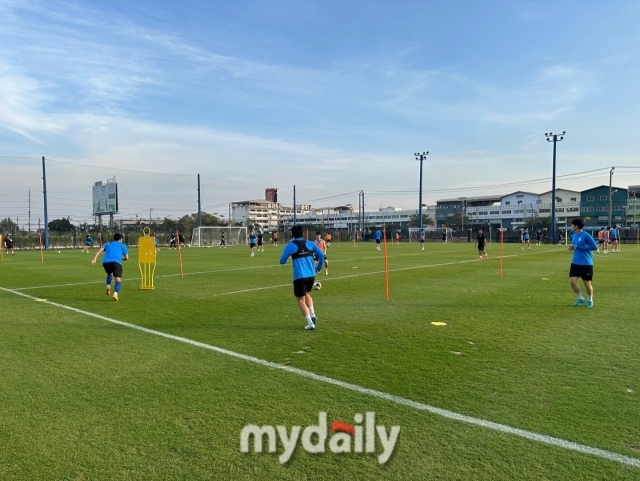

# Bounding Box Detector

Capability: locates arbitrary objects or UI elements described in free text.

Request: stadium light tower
[414,151,429,229]
[608,167,615,228]
[545,131,565,244]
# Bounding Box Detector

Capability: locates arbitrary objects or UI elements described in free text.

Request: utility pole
[197,174,202,228]
[414,152,429,230]
[608,167,615,228]
[545,131,566,243]
[28,190,31,232]
[293,185,297,226]
[42,156,49,250]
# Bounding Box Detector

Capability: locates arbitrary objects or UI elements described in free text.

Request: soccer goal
[408,227,445,243]
[191,227,248,247]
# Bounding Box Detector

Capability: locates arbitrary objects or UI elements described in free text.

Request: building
[538,189,581,227]
[579,185,628,227]
[498,191,540,229]
[436,195,503,227]
[265,188,278,203]
[628,185,640,227]
[231,200,311,231]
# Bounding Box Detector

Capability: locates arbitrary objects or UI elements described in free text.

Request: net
[408,227,448,242]
[191,226,248,247]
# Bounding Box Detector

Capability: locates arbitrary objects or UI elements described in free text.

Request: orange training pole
[39,233,44,264]
[176,230,184,277]
[99,233,103,248]
[499,228,504,277]
[383,227,389,300]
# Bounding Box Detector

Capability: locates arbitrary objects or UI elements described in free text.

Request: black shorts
[293,277,315,298]
[477,244,485,251]
[376,239,381,244]
[569,263,593,281]
[250,243,256,249]
[103,262,123,278]
[536,236,541,241]
[5,242,13,249]
[598,239,604,244]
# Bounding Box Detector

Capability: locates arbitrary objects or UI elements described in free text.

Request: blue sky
[1,0,639,222]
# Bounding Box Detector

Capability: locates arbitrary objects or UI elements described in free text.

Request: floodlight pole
[293,185,297,226]
[608,167,615,228]
[414,151,429,230]
[197,174,202,227]
[545,131,565,244]
[42,156,49,250]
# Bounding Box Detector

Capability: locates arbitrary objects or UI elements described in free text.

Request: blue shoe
[574,298,586,307]
[586,300,593,308]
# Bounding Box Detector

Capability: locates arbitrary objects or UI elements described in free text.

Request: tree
[0,218,19,234]
[409,214,435,227]
[48,218,75,232]
[523,216,552,231]
[445,212,470,228]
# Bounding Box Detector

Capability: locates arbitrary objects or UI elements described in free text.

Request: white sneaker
[304,324,315,330]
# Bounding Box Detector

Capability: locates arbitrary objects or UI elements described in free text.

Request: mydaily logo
[240,412,400,464]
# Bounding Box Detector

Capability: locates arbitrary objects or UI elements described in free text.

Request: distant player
[568,218,597,308]
[441,229,447,244]
[257,231,264,252]
[280,225,325,330]
[314,232,329,275]
[4,234,15,255]
[395,231,400,244]
[91,233,129,301]
[557,231,564,247]
[475,228,488,260]
[154,234,160,252]
[273,232,279,247]
[220,232,226,248]
[169,233,177,249]
[249,231,257,257]
[374,228,382,250]
[536,230,542,246]
[82,234,93,253]
[610,225,619,253]
[603,227,610,253]
[419,228,425,251]
[521,228,531,250]
[596,227,605,252]
[178,231,186,247]
[325,233,332,247]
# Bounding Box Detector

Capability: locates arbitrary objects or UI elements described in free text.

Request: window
[517,200,523,204]
[516,195,524,198]
[587,196,594,201]
[556,208,565,212]
[539,209,550,213]
[570,197,577,201]
[567,207,579,212]
[505,201,511,205]
[502,210,512,214]
[600,195,607,201]
[490,211,499,215]
[514,210,523,214]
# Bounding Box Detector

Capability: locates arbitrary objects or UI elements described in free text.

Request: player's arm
[279,244,294,265]
[122,245,129,261]
[91,247,105,265]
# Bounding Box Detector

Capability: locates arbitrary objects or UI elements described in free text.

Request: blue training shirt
[610,228,618,239]
[85,237,93,245]
[102,241,129,264]
[374,230,382,240]
[249,234,257,245]
[279,238,325,280]
[570,231,598,265]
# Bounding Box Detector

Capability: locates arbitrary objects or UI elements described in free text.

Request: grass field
[1,239,639,480]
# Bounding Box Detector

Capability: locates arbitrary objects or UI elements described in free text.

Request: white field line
[9,250,461,292]
[1,285,638,469]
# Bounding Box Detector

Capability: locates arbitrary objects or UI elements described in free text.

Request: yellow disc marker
[35,299,47,302]
[431,322,447,326]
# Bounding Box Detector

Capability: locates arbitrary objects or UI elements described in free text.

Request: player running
[154,234,160,252]
[325,233,332,247]
[568,218,598,308]
[374,228,382,250]
[220,232,226,248]
[82,234,93,253]
[249,231,257,257]
[3,234,15,255]
[521,228,531,250]
[91,233,129,301]
[610,225,619,253]
[419,228,425,251]
[314,232,329,275]
[169,233,177,249]
[395,231,400,244]
[273,232,279,247]
[475,228,488,260]
[536,230,542,246]
[257,231,264,252]
[280,225,325,330]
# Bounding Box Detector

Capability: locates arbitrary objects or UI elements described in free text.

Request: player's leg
[112,264,123,301]
[583,279,593,307]
[294,278,315,329]
[324,258,329,275]
[103,263,113,296]
[569,275,585,306]
[305,291,316,323]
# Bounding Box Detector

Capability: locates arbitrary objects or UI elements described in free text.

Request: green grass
[1,241,639,480]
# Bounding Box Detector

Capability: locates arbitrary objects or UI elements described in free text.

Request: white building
[538,189,581,227]
[499,191,540,228]
[231,200,311,231]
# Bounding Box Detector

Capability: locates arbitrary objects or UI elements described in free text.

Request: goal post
[191,226,248,247]
[408,227,447,243]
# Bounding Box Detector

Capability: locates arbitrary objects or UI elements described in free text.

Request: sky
[1,0,639,225]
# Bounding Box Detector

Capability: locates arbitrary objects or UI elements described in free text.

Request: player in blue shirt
[249,231,257,257]
[92,233,129,301]
[610,224,619,253]
[568,218,598,308]
[419,229,425,251]
[280,225,325,330]
[521,228,531,250]
[374,229,382,250]
[82,234,93,253]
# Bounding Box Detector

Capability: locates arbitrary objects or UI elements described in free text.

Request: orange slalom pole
[499,228,504,277]
[39,233,44,264]
[99,233,103,248]
[176,230,184,278]
[383,227,389,300]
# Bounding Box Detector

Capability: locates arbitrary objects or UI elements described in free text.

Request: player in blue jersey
[521,228,531,250]
[419,228,425,251]
[568,218,598,308]
[82,234,93,253]
[374,228,382,250]
[280,225,325,330]
[249,231,257,257]
[610,225,619,253]
[91,233,129,301]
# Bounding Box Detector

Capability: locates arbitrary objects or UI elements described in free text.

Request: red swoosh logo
[331,421,355,436]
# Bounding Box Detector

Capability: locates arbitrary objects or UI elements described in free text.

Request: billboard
[92,180,118,215]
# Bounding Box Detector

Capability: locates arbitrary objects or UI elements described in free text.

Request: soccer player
[596,227,605,252]
[169,233,177,249]
[603,227,610,253]
[178,231,186,247]
[568,218,598,308]
[610,225,619,253]
[374,228,382,250]
[419,228,425,250]
[273,232,279,247]
[91,233,129,301]
[315,232,329,275]
[219,232,226,248]
[475,228,488,260]
[521,228,531,250]
[395,231,400,244]
[280,225,325,330]
[257,231,264,252]
[82,234,93,253]
[557,231,564,247]
[154,233,160,252]
[4,234,15,255]
[441,229,447,244]
[249,231,257,257]
[536,229,542,246]
[325,232,332,247]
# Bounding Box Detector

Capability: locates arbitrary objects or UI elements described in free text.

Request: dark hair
[114,233,124,241]
[316,231,321,235]
[291,225,303,238]
[614,224,617,228]
[571,218,584,229]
